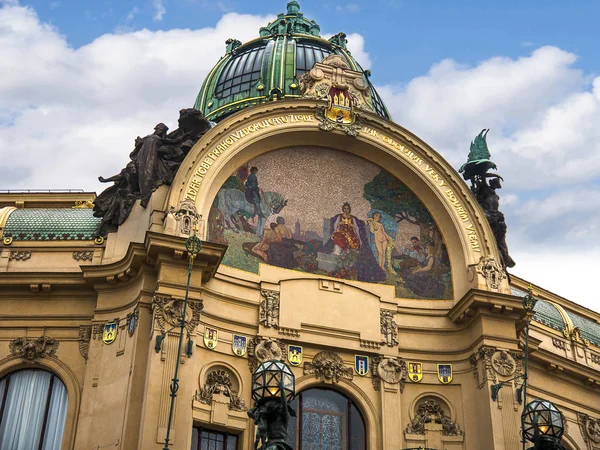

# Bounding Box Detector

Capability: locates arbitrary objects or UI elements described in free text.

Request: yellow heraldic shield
[204,327,218,350]
[408,361,423,382]
[102,322,118,345]
[287,345,303,366]
[438,364,453,384]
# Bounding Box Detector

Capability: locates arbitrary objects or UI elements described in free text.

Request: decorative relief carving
[372,356,407,392]
[470,346,497,387]
[492,350,516,377]
[511,350,524,379]
[578,413,600,444]
[552,338,567,350]
[165,198,201,236]
[92,323,105,340]
[196,369,247,411]
[277,327,300,338]
[475,255,506,290]
[405,399,463,436]
[9,250,31,261]
[9,336,58,361]
[78,325,92,360]
[73,250,94,261]
[259,290,280,329]
[380,309,398,347]
[591,353,600,365]
[151,294,204,337]
[303,351,353,383]
[247,337,286,373]
[360,339,382,350]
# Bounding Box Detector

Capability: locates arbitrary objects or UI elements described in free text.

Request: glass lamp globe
[252,360,295,403]
[522,400,564,443]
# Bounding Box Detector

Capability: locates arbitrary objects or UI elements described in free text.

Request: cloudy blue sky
[1,0,598,310]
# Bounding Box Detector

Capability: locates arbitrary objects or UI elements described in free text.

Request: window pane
[191,428,199,450]
[0,370,67,450]
[226,435,237,450]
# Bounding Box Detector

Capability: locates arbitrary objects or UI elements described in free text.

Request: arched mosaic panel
[207,147,452,299]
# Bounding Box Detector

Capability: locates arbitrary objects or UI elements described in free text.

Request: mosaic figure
[208,147,452,299]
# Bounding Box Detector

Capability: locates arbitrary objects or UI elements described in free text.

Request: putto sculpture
[93,108,210,235]
[460,129,515,271]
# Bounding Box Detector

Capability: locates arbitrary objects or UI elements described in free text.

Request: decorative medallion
[204,327,218,349]
[232,335,248,356]
[9,336,59,361]
[355,355,369,376]
[102,322,118,345]
[377,357,407,385]
[151,295,204,338]
[127,310,138,337]
[437,364,453,384]
[491,350,516,377]
[578,412,600,444]
[247,337,286,373]
[408,361,423,382]
[304,351,354,383]
[287,345,303,366]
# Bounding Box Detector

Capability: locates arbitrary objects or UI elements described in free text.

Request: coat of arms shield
[103,322,118,345]
[355,355,369,376]
[204,327,218,350]
[288,345,303,366]
[438,364,453,384]
[232,335,247,356]
[408,361,423,382]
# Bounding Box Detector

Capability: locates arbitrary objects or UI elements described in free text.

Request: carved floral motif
[151,294,204,337]
[259,290,280,329]
[78,325,92,360]
[405,399,463,436]
[9,251,31,261]
[196,369,247,411]
[475,255,506,290]
[303,351,353,383]
[380,310,398,347]
[72,251,94,261]
[9,336,59,361]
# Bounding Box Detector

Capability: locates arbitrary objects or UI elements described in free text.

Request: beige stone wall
[0,102,599,450]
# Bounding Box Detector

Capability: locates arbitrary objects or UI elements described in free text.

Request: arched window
[0,369,68,450]
[286,388,366,450]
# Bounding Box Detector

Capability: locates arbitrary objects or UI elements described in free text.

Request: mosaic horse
[216,188,287,237]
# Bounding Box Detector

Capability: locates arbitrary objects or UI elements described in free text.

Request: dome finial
[287,1,300,14]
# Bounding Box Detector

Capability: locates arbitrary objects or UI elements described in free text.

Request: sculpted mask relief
[207,147,452,299]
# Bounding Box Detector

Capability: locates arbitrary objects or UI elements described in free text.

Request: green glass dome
[194,1,390,122]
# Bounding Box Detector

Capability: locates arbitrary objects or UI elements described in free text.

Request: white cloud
[152,0,166,21]
[0,2,273,190]
[336,3,360,13]
[322,32,371,70]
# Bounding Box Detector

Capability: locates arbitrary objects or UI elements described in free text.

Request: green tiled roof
[566,311,600,347]
[511,287,566,331]
[2,208,100,241]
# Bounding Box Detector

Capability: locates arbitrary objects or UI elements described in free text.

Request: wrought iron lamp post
[522,400,566,450]
[155,231,203,450]
[490,285,538,450]
[248,360,296,450]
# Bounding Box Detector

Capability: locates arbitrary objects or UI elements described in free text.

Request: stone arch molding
[168,101,508,298]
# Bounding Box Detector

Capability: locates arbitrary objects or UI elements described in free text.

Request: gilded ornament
[3,237,13,245]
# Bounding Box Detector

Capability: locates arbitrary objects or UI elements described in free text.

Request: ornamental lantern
[252,360,295,404]
[522,400,564,443]
[522,284,538,313]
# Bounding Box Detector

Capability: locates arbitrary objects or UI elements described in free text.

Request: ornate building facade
[1,2,600,450]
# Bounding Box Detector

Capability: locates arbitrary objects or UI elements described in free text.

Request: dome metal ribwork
[194,1,390,122]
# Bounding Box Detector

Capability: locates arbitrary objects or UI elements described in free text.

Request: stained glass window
[191,427,238,450]
[286,388,366,450]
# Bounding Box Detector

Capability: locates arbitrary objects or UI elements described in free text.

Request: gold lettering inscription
[362,125,482,254]
[185,114,315,201]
